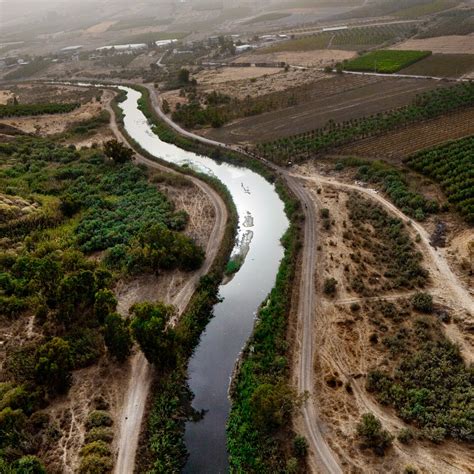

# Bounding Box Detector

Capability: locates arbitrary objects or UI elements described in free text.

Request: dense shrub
[356,413,393,455]
[85,411,113,430]
[367,341,472,441]
[411,292,433,313]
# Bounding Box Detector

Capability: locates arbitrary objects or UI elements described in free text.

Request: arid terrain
[291,160,473,473]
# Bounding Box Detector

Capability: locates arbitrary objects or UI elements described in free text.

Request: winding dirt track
[106,101,228,474]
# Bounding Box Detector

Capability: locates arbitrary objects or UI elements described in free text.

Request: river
[118,86,288,472]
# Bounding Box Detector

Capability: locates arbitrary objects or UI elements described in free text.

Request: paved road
[107,99,228,474]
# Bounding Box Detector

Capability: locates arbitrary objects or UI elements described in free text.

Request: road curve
[144,87,343,473]
[106,99,228,474]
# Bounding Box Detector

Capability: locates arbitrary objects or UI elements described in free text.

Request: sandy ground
[390,34,474,54]
[194,66,282,85]
[236,49,357,67]
[291,162,473,473]
[197,67,329,99]
[0,90,14,104]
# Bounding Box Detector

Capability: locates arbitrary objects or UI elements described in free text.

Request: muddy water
[118,86,288,473]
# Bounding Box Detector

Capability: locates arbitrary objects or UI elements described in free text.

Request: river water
[118,86,288,472]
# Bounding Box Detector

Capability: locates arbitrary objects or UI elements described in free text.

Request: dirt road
[106,100,228,474]
[284,174,343,474]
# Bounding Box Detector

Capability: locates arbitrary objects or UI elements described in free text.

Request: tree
[356,413,393,456]
[323,277,338,296]
[14,456,46,474]
[94,289,117,324]
[103,313,132,362]
[35,338,73,395]
[249,383,294,432]
[130,302,177,367]
[103,140,133,164]
[178,68,190,85]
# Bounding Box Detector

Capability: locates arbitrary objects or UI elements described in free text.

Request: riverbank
[107,88,238,472]
[134,83,308,472]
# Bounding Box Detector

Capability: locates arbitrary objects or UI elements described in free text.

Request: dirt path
[284,174,343,474]
[106,99,228,474]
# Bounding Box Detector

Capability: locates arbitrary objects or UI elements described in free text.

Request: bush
[293,435,308,458]
[85,411,113,430]
[356,413,393,456]
[323,277,338,296]
[85,427,114,444]
[411,292,433,313]
[13,455,46,473]
[80,440,111,457]
[79,454,113,474]
[397,428,415,444]
[34,338,73,395]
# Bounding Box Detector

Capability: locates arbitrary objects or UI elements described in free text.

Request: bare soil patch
[201,76,445,144]
[195,67,328,100]
[84,20,117,34]
[235,49,357,67]
[336,106,474,159]
[194,66,282,85]
[391,34,474,54]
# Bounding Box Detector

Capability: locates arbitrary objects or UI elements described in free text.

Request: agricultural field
[343,50,432,73]
[391,34,474,54]
[336,106,474,160]
[262,23,418,52]
[202,76,444,145]
[405,136,474,223]
[400,53,474,77]
[256,82,474,164]
[417,8,474,38]
[0,85,115,145]
[393,0,459,18]
[334,0,459,20]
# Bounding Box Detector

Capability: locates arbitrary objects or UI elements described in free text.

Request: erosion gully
[118,86,289,472]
